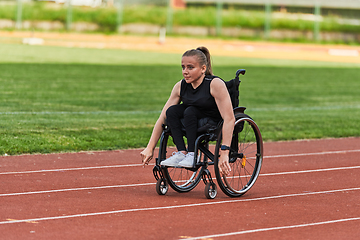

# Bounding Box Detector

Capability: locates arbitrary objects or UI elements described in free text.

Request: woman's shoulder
[172,79,183,87]
[205,75,224,84]
[170,80,183,94]
[205,75,221,80]
[208,76,225,85]
[209,76,227,96]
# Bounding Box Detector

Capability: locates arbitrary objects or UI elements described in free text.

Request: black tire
[156,178,168,195]
[159,132,205,193]
[204,182,217,199]
[214,113,263,197]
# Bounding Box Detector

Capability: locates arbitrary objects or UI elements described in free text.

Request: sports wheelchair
[153,69,263,199]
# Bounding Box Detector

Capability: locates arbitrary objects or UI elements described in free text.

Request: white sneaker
[178,152,196,168]
[161,152,186,167]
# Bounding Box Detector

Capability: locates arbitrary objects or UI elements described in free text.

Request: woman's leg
[183,106,207,152]
[166,104,187,152]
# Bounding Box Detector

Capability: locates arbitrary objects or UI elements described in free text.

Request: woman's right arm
[140,81,182,166]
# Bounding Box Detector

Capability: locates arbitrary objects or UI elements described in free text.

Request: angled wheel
[214,113,263,197]
[156,178,168,195]
[204,182,217,199]
[159,131,205,193]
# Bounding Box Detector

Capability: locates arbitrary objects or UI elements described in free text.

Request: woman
[140,47,234,176]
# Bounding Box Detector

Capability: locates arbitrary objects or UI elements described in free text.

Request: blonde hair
[182,46,213,75]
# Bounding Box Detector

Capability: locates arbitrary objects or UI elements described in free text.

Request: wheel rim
[208,185,217,198]
[166,167,198,188]
[159,181,168,194]
[217,117,263,196]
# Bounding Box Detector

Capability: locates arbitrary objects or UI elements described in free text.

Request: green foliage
[123,5,167,25]
[21,2,67,22]
[221,10,265,28]
[0,3,359,33]
[0,43,359,155]
[173,7,217,26]
[0,4,16,20]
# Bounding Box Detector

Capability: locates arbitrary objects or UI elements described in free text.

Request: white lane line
[1,149,359,176]
[184,217,360,240]
[1,187,359,225]
[0,163,152,175]
[265,149,360,159]
[0,183,155,197]
[328,49,359,57]
[261,165,360,177]
[1,165,360,197]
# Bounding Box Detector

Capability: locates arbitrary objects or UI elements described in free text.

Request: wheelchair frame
[152,69,263,199]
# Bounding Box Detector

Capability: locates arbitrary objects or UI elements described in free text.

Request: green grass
[0,43,359,155]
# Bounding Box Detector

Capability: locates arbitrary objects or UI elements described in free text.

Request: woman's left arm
[211,78,235,176]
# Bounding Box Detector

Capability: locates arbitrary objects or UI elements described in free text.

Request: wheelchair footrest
[201,169,215,186]
[153,165,165,181]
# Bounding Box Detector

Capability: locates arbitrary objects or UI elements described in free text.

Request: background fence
[0,0,359,42]
[186,0,360,40]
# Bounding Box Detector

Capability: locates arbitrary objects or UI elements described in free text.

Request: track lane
[1,149,359,195]
[0,138,360,239]
[1,137,359,173]
[0,149,142,173]
[0,188,359,239]
[0,166,359,224]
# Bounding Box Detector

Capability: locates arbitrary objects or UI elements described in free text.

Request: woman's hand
[140,147,154,167]
[140,80,182,168]
[218,151,231,176]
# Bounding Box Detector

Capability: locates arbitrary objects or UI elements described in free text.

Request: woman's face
[181,56,206,84]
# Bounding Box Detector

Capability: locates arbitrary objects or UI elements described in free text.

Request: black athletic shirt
[180,75,222,121]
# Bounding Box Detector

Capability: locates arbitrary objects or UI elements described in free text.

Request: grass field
[0,43,359,155]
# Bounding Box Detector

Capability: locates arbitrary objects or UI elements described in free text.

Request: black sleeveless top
[180,75,222,121]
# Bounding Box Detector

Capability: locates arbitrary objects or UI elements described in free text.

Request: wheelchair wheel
[159,132,205,193]
[156,178,168,195]
[204,182,217,199]
[214,113,263,197]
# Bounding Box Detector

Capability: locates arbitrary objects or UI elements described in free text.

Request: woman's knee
[183,106,198,118]
[166,104,185,119]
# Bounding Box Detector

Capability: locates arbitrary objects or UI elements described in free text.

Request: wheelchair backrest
[224,69,246,109]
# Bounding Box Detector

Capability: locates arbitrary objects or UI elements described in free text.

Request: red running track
[1,137,360,239]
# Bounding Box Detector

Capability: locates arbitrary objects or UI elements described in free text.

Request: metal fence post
[116,0,124,32]
[66,0,73,31]
[264,1,271,39]
[166,0,173,33]
[314,4,321,42]
[216,1,223,36]
[15,0,22,29]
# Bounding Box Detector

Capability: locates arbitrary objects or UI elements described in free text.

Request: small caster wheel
[156,178,168,195]
[205,182,217,199]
